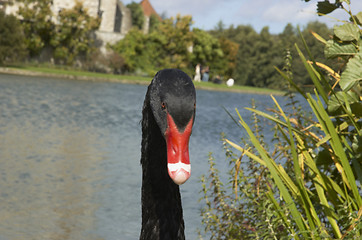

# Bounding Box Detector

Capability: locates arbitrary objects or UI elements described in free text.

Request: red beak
[165,113,193,185]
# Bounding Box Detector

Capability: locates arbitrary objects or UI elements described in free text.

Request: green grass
[193,80,284,95]
[11,65,152,82]
[1,64,284,95]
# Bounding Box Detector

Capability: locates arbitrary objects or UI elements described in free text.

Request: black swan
[140,69,196,240]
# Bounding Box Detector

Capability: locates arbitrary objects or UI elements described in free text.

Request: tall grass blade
[295,44,328,104]
[235,108,308,238]
[308,94,362,208]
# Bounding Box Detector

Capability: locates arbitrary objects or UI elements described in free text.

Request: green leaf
[310,30,327,44]
[295,134,341,238]
[340,51,362,91]
[296,43,329,104]
[334,23,360,41]
[354,12,362,25]
[317,1,339,15]
[324,39,357,58]
[275,66,308,99]
[272,96,321,231]
[328,91,360,113]
[310,95,362,207]
[225,139,266,166]
[316,149,334,166]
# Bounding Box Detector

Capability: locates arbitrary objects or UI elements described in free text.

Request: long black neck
[140,95,185,240]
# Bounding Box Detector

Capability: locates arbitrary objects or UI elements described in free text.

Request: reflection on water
[0,73,146,240]
[0,119,106,240]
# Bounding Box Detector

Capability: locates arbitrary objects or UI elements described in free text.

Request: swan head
[149,69,196,185]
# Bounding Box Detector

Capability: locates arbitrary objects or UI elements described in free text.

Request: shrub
[0,11,27,64]
[200,1,362,239]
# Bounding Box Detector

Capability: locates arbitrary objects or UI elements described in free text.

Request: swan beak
[165,113,193,185]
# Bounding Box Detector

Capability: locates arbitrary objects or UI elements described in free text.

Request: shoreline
[0,67,284,95]
[0,67,150,85]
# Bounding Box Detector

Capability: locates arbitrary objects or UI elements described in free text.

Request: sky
[122,0,362,34]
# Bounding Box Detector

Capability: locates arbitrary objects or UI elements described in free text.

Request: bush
[0,11,27,64]
[200,1,362,239]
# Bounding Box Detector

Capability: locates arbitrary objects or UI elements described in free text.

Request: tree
[50,1,100,65]
[112,14,231,77]
[232,26,283,88]
[127,2,145,30]
[156,14,194,71]
[149,14,161,33]
[191,28,225,75]
[112,28,151,73]
[278,21,335,89]
[113,15,195,75]
[217,37,239,78]
[17,0,54,57]
[0,11,27,64]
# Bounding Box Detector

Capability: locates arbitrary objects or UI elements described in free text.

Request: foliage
[50,1,100,65]
[155,15,194,71]
[200,104,290,239]
[218,37,239,78]
[149,14,161,33]
[111,28,152,74]
[209,21,334,90]
[8,0,358,91]
[0,10,27,64]
[16,0,54,57]
[200,1,362,239]
[106,51,125,74]
[127,1,145,30]
[112,15,229,77]
[191,28,225,76]
[16,0,100,65]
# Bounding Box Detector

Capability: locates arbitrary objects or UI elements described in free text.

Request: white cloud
[261,1,317,23]
[120,0,362,33]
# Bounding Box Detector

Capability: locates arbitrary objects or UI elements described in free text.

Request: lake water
[0,73,302,240]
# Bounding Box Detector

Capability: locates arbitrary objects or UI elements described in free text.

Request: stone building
[139,0,161,34]
[1,0,160,53]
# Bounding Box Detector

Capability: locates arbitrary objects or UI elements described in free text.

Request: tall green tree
[149,14,161,33]
[231,26,284,88]
[112,28,152,73]
[156,14,194,71]
[50,1,100,65]
[113,14,230,77]
[191,28,225,74]
[278,21,335,89]
[216,37,239,78]
[0,11,27,64]
[127,2,145,30]
[17,0,54,57]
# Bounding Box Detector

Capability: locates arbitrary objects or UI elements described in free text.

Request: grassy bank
[0,65,284,95]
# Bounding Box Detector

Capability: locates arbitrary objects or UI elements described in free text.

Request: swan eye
[161,102,166,110]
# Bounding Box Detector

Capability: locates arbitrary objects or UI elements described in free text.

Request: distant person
[201,66,209,82]
[194,64,201,82]
[213,75,222,84]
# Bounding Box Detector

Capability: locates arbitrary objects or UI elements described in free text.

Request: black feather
[140,69,195,240]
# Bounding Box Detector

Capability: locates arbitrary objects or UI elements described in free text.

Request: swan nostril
[161,102,166,110]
